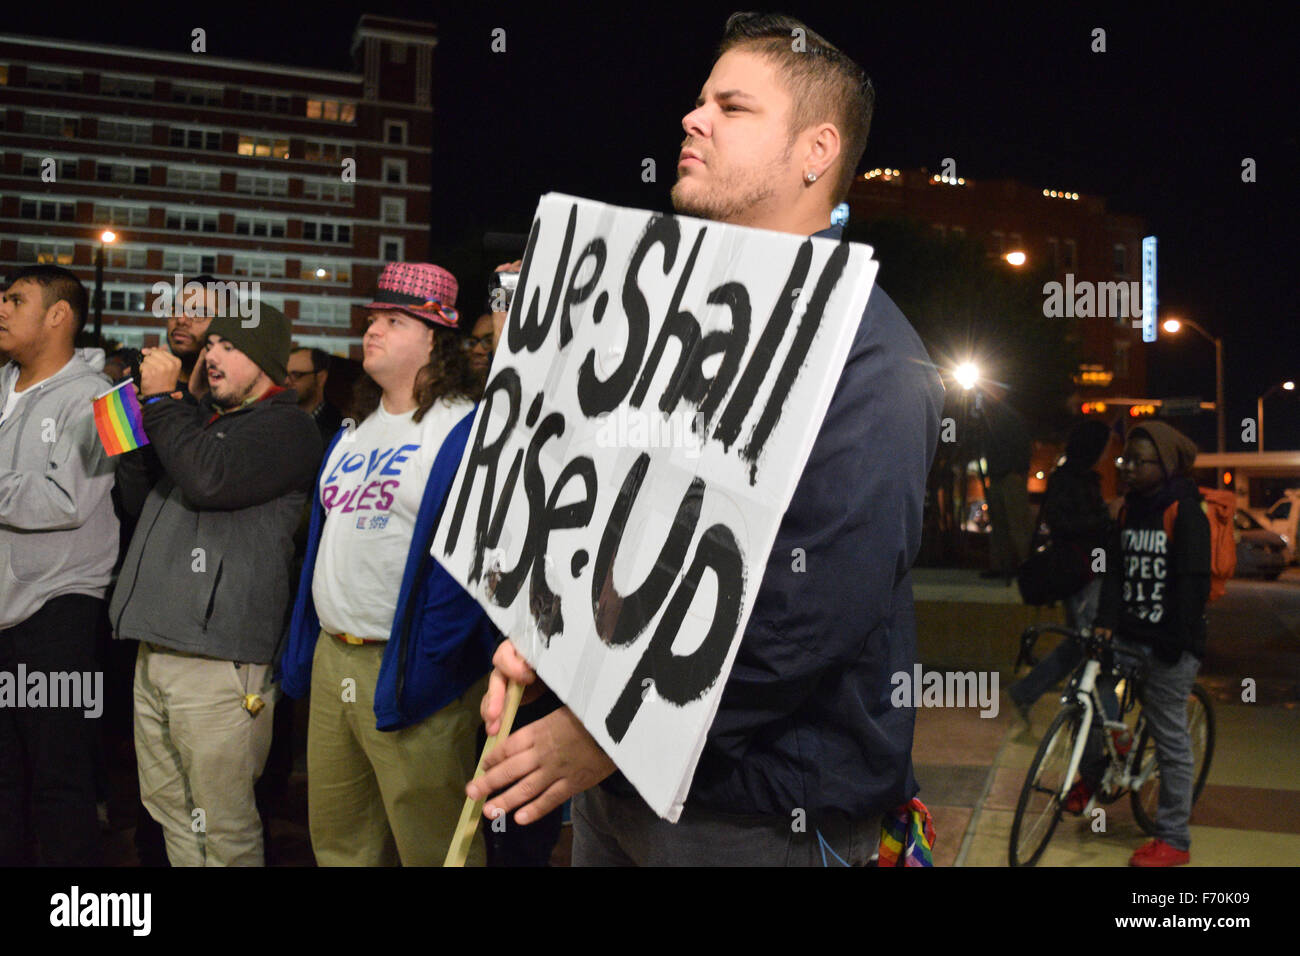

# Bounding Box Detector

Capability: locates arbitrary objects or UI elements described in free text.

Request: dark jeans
[573,786,882,866]
[1010,578,1107,710]
[0,594,103,865]
[1102,639,1200,850]
[480,693,565,867]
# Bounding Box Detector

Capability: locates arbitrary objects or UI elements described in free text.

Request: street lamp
[1162,316,1225,453]
[1003,250,1027,267]
[954,361,981,390]
[93,229,117,346]
[1257,380,1296,452]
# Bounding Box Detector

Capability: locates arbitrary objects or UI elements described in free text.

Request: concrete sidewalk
[916,690,1300,867]
[911,568,1300,866]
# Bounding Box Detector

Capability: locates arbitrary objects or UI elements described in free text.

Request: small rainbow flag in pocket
[92,380,150,456]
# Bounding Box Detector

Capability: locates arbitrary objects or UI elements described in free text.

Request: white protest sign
[435,193,878,820]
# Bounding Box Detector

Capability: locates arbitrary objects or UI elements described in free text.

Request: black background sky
[8,1,1297,449]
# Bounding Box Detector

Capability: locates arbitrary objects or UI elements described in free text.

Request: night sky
[8,1,1296,449]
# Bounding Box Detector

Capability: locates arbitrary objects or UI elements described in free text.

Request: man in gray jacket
[0,265,118,865]
[111,301,320,866]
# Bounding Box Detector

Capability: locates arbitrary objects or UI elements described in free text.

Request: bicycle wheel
[1010,704,1084,867]
[1131,683,1216,835]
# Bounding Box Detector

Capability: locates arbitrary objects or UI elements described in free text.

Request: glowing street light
[1162,316,1225,454]
[1257,379,1298,452]
[93,229,120,345]
[1003,250,1027,267]
[954,361,980,391]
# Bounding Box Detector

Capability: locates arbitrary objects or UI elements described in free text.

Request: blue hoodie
[279,408,497,730]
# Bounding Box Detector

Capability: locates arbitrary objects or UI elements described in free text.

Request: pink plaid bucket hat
[364,262,461,328]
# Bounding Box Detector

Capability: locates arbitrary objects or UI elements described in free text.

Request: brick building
[0,14,435,356]
[846,166,1150,404]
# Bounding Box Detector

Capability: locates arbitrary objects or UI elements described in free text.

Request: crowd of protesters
[0,258,520,867]
[0,11,1211,870]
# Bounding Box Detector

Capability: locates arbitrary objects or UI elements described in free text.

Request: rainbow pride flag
[92,380,150,456]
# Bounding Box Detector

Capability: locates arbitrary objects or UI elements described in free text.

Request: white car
[1250,488,1300,563]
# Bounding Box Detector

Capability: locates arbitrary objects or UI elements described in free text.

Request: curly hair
[349,323,484,424]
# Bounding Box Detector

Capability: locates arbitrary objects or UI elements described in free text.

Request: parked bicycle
[1008,624,1215,867]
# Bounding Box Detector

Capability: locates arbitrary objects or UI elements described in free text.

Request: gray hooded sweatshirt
[0,355,119,629]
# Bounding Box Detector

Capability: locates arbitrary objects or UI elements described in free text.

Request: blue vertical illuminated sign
[1142,236,1157,342]
[831,202,850,227]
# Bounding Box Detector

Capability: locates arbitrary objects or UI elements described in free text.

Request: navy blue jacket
[279,408,498,730]
[613,224,945,818]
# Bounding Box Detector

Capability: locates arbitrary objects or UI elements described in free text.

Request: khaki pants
[307,630,487,866]
[133,642,276,867]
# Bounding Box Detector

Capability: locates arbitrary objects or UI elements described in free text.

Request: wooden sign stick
[443,679,525,867]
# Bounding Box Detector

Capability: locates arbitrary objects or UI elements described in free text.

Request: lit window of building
[17,241,75,265]
[237,135,290,159]
[306,99,357,123]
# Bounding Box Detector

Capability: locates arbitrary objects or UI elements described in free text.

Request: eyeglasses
[463,335,494,351]
[1116,456,1161,468]
[286,369,319,382]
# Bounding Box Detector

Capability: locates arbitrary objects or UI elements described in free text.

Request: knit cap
[1130,421,1199,478]
[205,302,291,385]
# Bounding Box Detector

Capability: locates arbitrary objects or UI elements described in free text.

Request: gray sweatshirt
[0,355,119,629]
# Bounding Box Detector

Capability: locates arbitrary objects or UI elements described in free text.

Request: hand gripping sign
[436,194,878,822]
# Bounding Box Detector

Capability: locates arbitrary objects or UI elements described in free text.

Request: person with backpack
[1089,421,1212,867]
[1009,420,1114,719]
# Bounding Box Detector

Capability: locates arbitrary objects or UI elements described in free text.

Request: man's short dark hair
[717,12,875,206]
[291,346,331,374]
[7,264,89,336]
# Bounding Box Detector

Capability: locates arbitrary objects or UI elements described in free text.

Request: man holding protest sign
[458,13,944,866]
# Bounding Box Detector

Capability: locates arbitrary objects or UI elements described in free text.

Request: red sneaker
[1130,839,1190,867]
[1110,728,1133,757]
[1063,780,1093,815]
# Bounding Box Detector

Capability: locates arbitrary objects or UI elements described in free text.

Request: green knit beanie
[205,303,291,385]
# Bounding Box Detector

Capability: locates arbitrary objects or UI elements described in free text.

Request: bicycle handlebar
[1015,623,1147,686]
[1016,623,1087,669]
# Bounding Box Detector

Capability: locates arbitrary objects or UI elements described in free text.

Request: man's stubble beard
[212,375,258,409]
[669,141,793,223]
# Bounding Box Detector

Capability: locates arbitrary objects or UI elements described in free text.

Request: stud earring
[806,171,818,182]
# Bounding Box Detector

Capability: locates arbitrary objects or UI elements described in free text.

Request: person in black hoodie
[1009,420,1114,717]
[1092,421,1210,867]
